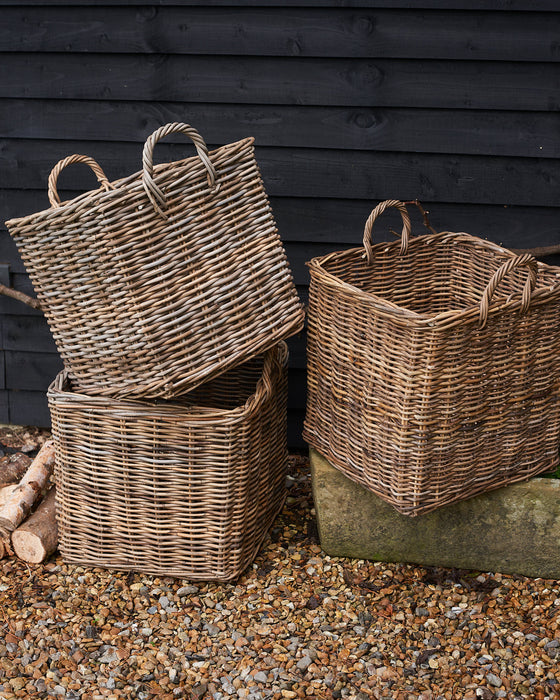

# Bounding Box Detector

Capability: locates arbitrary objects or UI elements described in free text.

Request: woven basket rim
[47,342,287,421]
[5,136,255,229]
[308,231,560,329]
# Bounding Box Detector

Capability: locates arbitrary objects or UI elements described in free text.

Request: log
[0,440,55,542]
[0,484,18,507]
[0,539,12,559]
[0,452,32,488]
[11,487,58,564]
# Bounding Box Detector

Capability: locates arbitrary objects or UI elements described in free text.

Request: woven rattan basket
[48,343,288,580]
[7,122,303,399]
[304,199,560,517]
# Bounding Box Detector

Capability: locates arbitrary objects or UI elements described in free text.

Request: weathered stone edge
[310,447,560,580]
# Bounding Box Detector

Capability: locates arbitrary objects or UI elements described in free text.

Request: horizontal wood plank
[1,140,558,207]
[2,195,560,276]
[275,199,560,250]
[1,1,557,9]
[0,389,8,423]
[0,273,41,315]
[1,314,56,353]
[4,350,63,391]
[8,390,50,428]
[2,8,558,61]
[1,100,558,159]
[1,55,558,110]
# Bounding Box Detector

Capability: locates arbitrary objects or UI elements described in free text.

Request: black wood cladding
[0,3,558,443]
[3,100,559,158]
[3,55,560,111]
[2,8,560,61]
[2,140,559,207]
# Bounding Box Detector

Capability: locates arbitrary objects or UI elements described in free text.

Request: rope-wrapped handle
[142,122,218,219]
[48,154,113,208]
[478,253,538,328]
[363,200,412,264]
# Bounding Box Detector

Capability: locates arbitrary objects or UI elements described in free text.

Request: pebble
[177,585,199,596]
[487,672,503,687]
[0,448,559,700]
[98,646,119,664]
[296,655,313,671]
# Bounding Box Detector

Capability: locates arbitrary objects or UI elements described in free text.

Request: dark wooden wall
[0,1,559,445]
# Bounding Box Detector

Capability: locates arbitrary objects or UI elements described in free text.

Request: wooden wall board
[0,1,558,10]
[1,8,558,62]
[4,351,63,391]
[1,55,558,111]
[2,195,560,252]
[2,140,559,207]
[8,390,50,428]
[0,390,8,424]
[0,274,41,316]
[1,315,56,353]
[2,101,558,159]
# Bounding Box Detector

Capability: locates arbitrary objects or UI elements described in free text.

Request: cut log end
[11,487,58,564]
[0,440,56,560]
[11,530,51,564]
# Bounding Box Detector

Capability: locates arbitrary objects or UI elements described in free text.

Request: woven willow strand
[49,343,289,580]
[7,122,304,399]
[304,199,560,517]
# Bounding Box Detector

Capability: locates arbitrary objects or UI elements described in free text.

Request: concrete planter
[311,448,560,579]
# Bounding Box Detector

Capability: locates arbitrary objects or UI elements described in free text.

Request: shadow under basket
[48,343,288,580]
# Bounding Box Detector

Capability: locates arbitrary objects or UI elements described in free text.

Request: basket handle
[478,253,538,328]
[48,154,113,208]
[363,199,411,263]
[142,122,218,219]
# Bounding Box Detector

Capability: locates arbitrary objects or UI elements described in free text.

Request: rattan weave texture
[48,343,288,580]
[304,200,560,517]
[7,123,304,399]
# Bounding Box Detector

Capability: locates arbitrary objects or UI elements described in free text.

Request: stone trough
[310,448,560,579]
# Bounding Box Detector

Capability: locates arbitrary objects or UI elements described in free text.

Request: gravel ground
[0,430,560,700]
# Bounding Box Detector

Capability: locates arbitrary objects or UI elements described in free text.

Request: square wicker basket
[48,343,288,580]
[7,122,303,399]
[304,200,560,517]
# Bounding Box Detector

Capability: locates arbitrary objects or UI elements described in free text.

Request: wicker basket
[304,199,560,517]
[7,122,304,399]
[48,343,288,580]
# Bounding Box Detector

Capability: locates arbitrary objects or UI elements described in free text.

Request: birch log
[0,440,55,543]
[0,452,32,488]
[0,484,18,507]
[11,487,58,564]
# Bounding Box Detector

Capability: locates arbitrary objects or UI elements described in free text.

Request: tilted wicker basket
[7,122,303,399]
[48,343,288,580]
[304,199,560,517]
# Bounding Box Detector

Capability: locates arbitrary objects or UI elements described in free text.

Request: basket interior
[59,353,266,413]
[177,354,265,410]
[323,237,559,317]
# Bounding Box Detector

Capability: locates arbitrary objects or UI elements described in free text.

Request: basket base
[57,493,286,582]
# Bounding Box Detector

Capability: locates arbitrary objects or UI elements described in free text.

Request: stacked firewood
[0,440,57,563]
